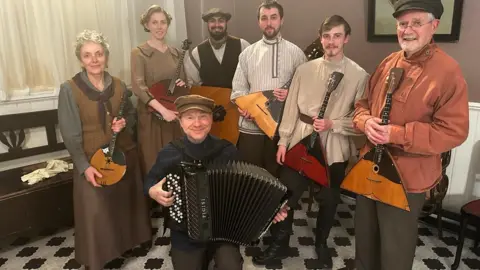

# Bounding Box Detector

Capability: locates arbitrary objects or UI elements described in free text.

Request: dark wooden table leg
[437,202,443,238]
[452,213,469,270]
[475,224,480,249]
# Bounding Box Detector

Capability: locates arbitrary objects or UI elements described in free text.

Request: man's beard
[209,27,227,41]
[263,26,280,40]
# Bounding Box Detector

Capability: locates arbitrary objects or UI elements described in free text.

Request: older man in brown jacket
[352,1,469,269]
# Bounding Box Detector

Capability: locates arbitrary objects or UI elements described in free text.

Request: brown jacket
[353,43,469,192]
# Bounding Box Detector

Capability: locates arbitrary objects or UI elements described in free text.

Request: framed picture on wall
[367,0,464,42]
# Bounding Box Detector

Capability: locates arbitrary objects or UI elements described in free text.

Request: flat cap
[392,0,444,19]
[174,95,215,114]
[202,8,232,22]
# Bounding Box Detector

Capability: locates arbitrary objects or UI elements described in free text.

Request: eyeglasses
[397,20,433,30]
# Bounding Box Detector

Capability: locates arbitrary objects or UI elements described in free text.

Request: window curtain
[0,0,187,101]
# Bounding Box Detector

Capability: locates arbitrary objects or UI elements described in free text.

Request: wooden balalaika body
[90,90,131,186]
[190,86,240,144]
[233,80,292,139]
[341,68,410,211]
[283,72,344,187]
[148,39,192,119]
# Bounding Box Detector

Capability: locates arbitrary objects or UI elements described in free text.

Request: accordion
[164,161,288,246]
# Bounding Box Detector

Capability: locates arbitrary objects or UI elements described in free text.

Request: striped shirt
[230,35,307,135]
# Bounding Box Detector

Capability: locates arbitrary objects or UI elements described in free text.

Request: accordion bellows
[165,161,288,246]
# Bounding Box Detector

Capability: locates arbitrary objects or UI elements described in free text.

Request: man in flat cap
[352,1,468,269]
[144,94,288,270]
[184,8,250,88]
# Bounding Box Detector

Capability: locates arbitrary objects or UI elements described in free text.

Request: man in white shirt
[229,1,306,176]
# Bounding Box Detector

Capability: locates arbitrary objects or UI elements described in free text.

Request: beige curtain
[0,0,187,101]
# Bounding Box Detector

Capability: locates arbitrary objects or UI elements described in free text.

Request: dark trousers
[355,193,426,270]
[273,161,348,244]
[236,132,280,177]
[171,242,243,270]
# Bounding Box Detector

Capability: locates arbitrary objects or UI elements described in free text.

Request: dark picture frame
[367,0,464,42]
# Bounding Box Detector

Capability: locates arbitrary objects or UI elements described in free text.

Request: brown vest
[69,77,135,158]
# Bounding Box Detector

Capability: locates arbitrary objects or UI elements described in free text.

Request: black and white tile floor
[1,195,480,269]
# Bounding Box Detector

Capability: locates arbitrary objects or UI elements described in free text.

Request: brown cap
[202,8,232,22]
[392,0,444,19]
[174,95,215,114]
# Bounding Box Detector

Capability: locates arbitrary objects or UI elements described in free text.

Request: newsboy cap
[392,0,444,19]
[174,95,215,114]
[202,8,232,22]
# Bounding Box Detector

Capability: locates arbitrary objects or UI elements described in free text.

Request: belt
[299,113,314,125]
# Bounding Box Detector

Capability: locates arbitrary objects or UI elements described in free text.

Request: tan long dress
[58,72,152,270]
[131,42,187,176]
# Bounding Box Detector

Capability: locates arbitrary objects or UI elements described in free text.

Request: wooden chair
[420,150,451,238]
[452,199,480,269]
[0,110,74,240]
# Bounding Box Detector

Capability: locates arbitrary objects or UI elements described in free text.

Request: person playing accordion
[145,94,289,270]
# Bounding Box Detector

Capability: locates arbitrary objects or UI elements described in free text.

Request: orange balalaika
[283,71,344,187]
[90,90,131,186]
[190,86,240,145]
[233,79,292,139]
[148,39,192,121]
[341,67,410,211]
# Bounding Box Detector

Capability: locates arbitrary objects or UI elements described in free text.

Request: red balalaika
[283,71,344,187]
[148,39,191,120]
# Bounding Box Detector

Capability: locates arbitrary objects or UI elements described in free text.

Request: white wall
[443,102,480,213]
[0,96,69,171]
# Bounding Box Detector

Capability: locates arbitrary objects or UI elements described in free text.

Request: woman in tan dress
[131,5,188,175]
[58,30,152,270]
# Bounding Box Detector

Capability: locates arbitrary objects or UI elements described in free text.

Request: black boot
[315,243,333,268]
[252,228,290,265]
[252,209,293,265]
[315,215,333,268]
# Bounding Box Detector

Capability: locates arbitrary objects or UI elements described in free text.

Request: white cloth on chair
[21,160,73,185]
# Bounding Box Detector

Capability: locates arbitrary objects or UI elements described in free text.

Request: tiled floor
[1,195,479,269]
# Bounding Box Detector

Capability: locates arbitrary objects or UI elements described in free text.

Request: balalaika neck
[309,90,333,148]
[317,91,332,119]
[281,79,292,89]
[107,91,128,157]
[267,79,292,103]
[373,93,393,163]
[168,50,187,94]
